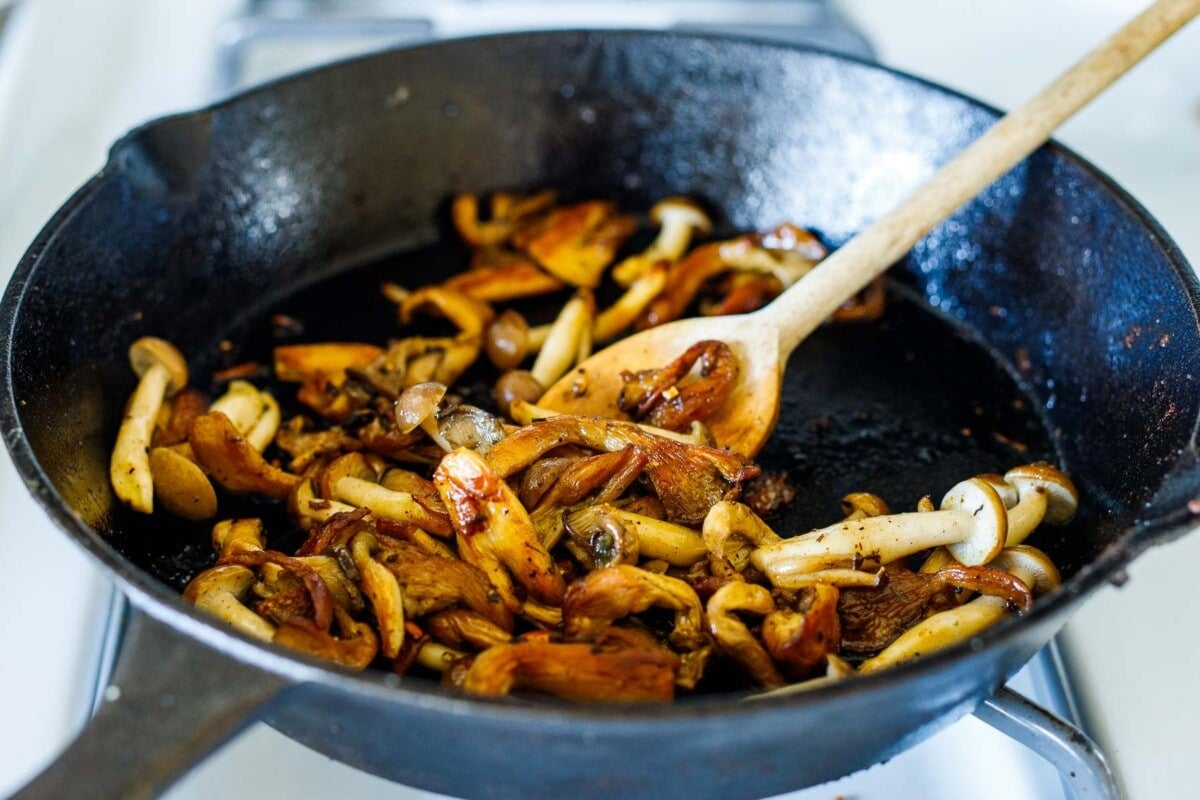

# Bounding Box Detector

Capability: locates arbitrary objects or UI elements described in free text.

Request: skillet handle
[10,605,288,800]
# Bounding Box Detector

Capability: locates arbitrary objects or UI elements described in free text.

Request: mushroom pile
[109,189,1073,701]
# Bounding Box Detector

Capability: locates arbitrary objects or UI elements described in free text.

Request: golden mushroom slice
[594,504,707,567]
[858,545,1061,675]
[529,290,594,388]
[612,197,713,286]
[702,500,783,575]
[594,263,670,343]
[397,285,496,336]
[183,564,276,642]
[706,582,784,688]
[752,477,1008,587]
[511,200,637,288]
[149,447,218,520]
[211,517,266,558]
[111,336,189,513]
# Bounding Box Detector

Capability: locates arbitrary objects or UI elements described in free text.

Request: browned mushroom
[450,189,556,247]
[612,197,713,286]
[433,448,566,611]
[761,583,842,678]
[425,609,512,650]
[454,630,679,702]
[511,200,637,288]
[617,340,738,431]
[485,415,758,525]
[706,582,785,688]
[111,336,190,513]
[562,564,706,650]
[189,412,301,498]
[444,256,564,302]
[397,285,496,336]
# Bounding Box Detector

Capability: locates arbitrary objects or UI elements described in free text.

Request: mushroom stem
[529,291,594,387]
[111,362,173,513]
[612,197,713,286]
[183,564,276,642]
[752,478,1007,586]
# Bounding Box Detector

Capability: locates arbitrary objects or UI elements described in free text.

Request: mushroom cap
[990,544,1062,596]
[128,336,188,394]
[1004,463,1079,525]
[149,447,217,521]
[649,196,713,233]
[940,477,1008,566]
[975,473,1019,508]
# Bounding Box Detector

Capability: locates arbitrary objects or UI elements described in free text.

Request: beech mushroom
[529,290,594,388]
[751,477,1008,587]
[593,263,669,343]
[858,545,1060,674]
[562,504,640,570]
[706,582,784,688]
[920,464,1078,574]
[111,336,189,513]
[183,564,275,642]
[612,197,713,286]
[569,504,707,567]
[702,500,783,575]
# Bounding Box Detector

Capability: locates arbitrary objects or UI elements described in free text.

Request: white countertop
[0,1,1197,797]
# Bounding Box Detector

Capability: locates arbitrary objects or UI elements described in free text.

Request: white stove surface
[0,1,1197,798]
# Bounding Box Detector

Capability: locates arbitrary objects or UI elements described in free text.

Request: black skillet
[4,31,1200,800]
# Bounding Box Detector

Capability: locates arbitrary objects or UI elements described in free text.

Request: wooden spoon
[539,0,1200,458]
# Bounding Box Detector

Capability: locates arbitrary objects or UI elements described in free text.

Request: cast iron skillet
[5,30,1200,800]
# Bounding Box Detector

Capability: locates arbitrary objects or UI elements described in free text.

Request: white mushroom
[612,197,713,286]
[751,477,1008,587]
[110,337,189,513]
[859,545,1060,674]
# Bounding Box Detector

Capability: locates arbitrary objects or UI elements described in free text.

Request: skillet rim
[1,27,1197,722]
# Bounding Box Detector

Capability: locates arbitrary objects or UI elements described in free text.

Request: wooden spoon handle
[759,0,1200,354]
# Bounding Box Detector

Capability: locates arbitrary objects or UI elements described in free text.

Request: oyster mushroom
[562,564,706,650]
[183,564,275,642]
[426,609,512,650]
[455,632,679,702]
[612,197,713,286]
[702,500,783,575]
[450,189,556,247]
[762,583,842,677]
[189,412,301,498]
[751,477,1008,587]
[616,339,738,431]
[858,545,1060,674]
[111,336,189,513]
[444,257,564,302]
[507,399,714,446]
[511,200,636,288]
[706,582,784,688]
[433,448,566,611]
[397,285,495,336]
[349,532,406,658]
